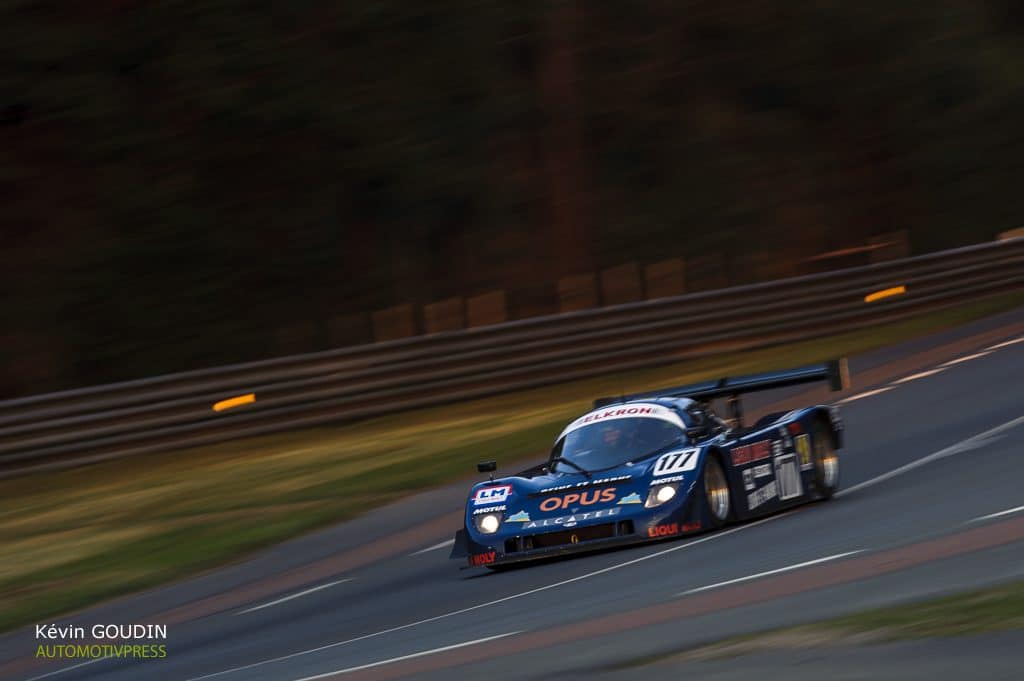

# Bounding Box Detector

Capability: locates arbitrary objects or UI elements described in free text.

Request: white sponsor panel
[778,427,793,450]
[472,505,506,515]
[753,463,772,478]
[558,403,686,439]
[774,453,803,500]
[473,485,512,505]
[747,481,778,510]
[742,468,756,491]
[652,448,699,476]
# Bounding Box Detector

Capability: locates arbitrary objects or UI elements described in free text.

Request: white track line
[237,579,352,615]
[941,351,992,367]
[836,337,1018,405]
[21,658,108,681]
[838,414,1024,498]
[409,538,454,556]
[676,551,863,596]
[184,513,792,681]
[987,336,1023,351]
[288,631,521,680]
[969,505,1024,523]
[892,368,947,384]
[836,386,894,404]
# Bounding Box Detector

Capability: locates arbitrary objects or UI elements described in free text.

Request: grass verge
[0,292,1021,632]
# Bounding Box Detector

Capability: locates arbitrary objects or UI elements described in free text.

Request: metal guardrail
[1,238,1021,476]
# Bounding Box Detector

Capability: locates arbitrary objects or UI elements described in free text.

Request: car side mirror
[477,460,497,481]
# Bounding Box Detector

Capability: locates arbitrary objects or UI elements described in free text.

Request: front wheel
[701,454,733,528]
[811,422,840,499]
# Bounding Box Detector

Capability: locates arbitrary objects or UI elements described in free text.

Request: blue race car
[450,360,849,568]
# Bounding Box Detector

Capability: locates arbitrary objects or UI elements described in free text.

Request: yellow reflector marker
[864,285,906,303]
[213,393,256,412]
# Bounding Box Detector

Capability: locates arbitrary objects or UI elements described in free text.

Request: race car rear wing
[593,359,849,418]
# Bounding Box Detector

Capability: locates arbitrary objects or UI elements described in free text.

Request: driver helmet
[600,422,623,446]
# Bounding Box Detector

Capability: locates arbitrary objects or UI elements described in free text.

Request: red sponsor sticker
[731,440,772,466]
[469,551,496,567]
[681,522,701,532]
[647,523,679,538]
[787,422,802,435]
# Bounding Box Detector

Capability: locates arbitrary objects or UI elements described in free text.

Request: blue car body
[451,361,847,568]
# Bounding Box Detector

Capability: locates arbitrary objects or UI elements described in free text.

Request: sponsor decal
[469,551,496,567]
[652,449,699,476]
[559,403,686,438]
[473,485,512,506]
[731,440,771,466]
[753,463,772,478]
[774,452,803,500]
[650,474,687,485]
[538,475,631,494]
[742,468,756,491]
[747,480,778,510]
[778,426,794,450]
[795,434,813,470]
[523,507,621,529]
[787,422,803,435]
[617,492,642,505]
[772,440,784,460]
[829,406,843,431]
[647,523,679,538]
[506,510,531,522]
[472,505,506,515]
[682,521,701,532]
[539,488,617,512]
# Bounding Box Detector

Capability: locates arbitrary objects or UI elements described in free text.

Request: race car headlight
[645,483,679,508]
[474,513,502,534]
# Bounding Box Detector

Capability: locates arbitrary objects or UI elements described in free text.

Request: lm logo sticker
[473,485,512,505]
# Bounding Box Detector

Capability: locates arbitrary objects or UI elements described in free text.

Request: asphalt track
[2,306,1023,681]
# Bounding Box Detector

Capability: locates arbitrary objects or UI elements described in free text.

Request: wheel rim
[815,436,839,488]
[704,457,731,521]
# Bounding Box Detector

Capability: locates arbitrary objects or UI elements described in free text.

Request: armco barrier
[0,238,1021,476]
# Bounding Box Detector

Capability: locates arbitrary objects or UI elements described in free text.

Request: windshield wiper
[550,456,591,478]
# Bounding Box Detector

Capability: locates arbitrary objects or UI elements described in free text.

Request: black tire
[811,421,840,499]
[701,453,733,528]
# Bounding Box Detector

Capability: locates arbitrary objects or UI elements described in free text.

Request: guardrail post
[644,258,686,299]
[600,262,642,306]
[558,272,599,312]
[423,297,465,334]
[372,304,417,341]
[467,290,507,328]
[328,312,372,347]
[277,321,318,355]
[686,254,727,291]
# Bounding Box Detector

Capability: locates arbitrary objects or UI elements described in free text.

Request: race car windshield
[551,417,687,472]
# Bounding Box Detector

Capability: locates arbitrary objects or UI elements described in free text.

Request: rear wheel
[811,422,840,499]
[702,454,732,528]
